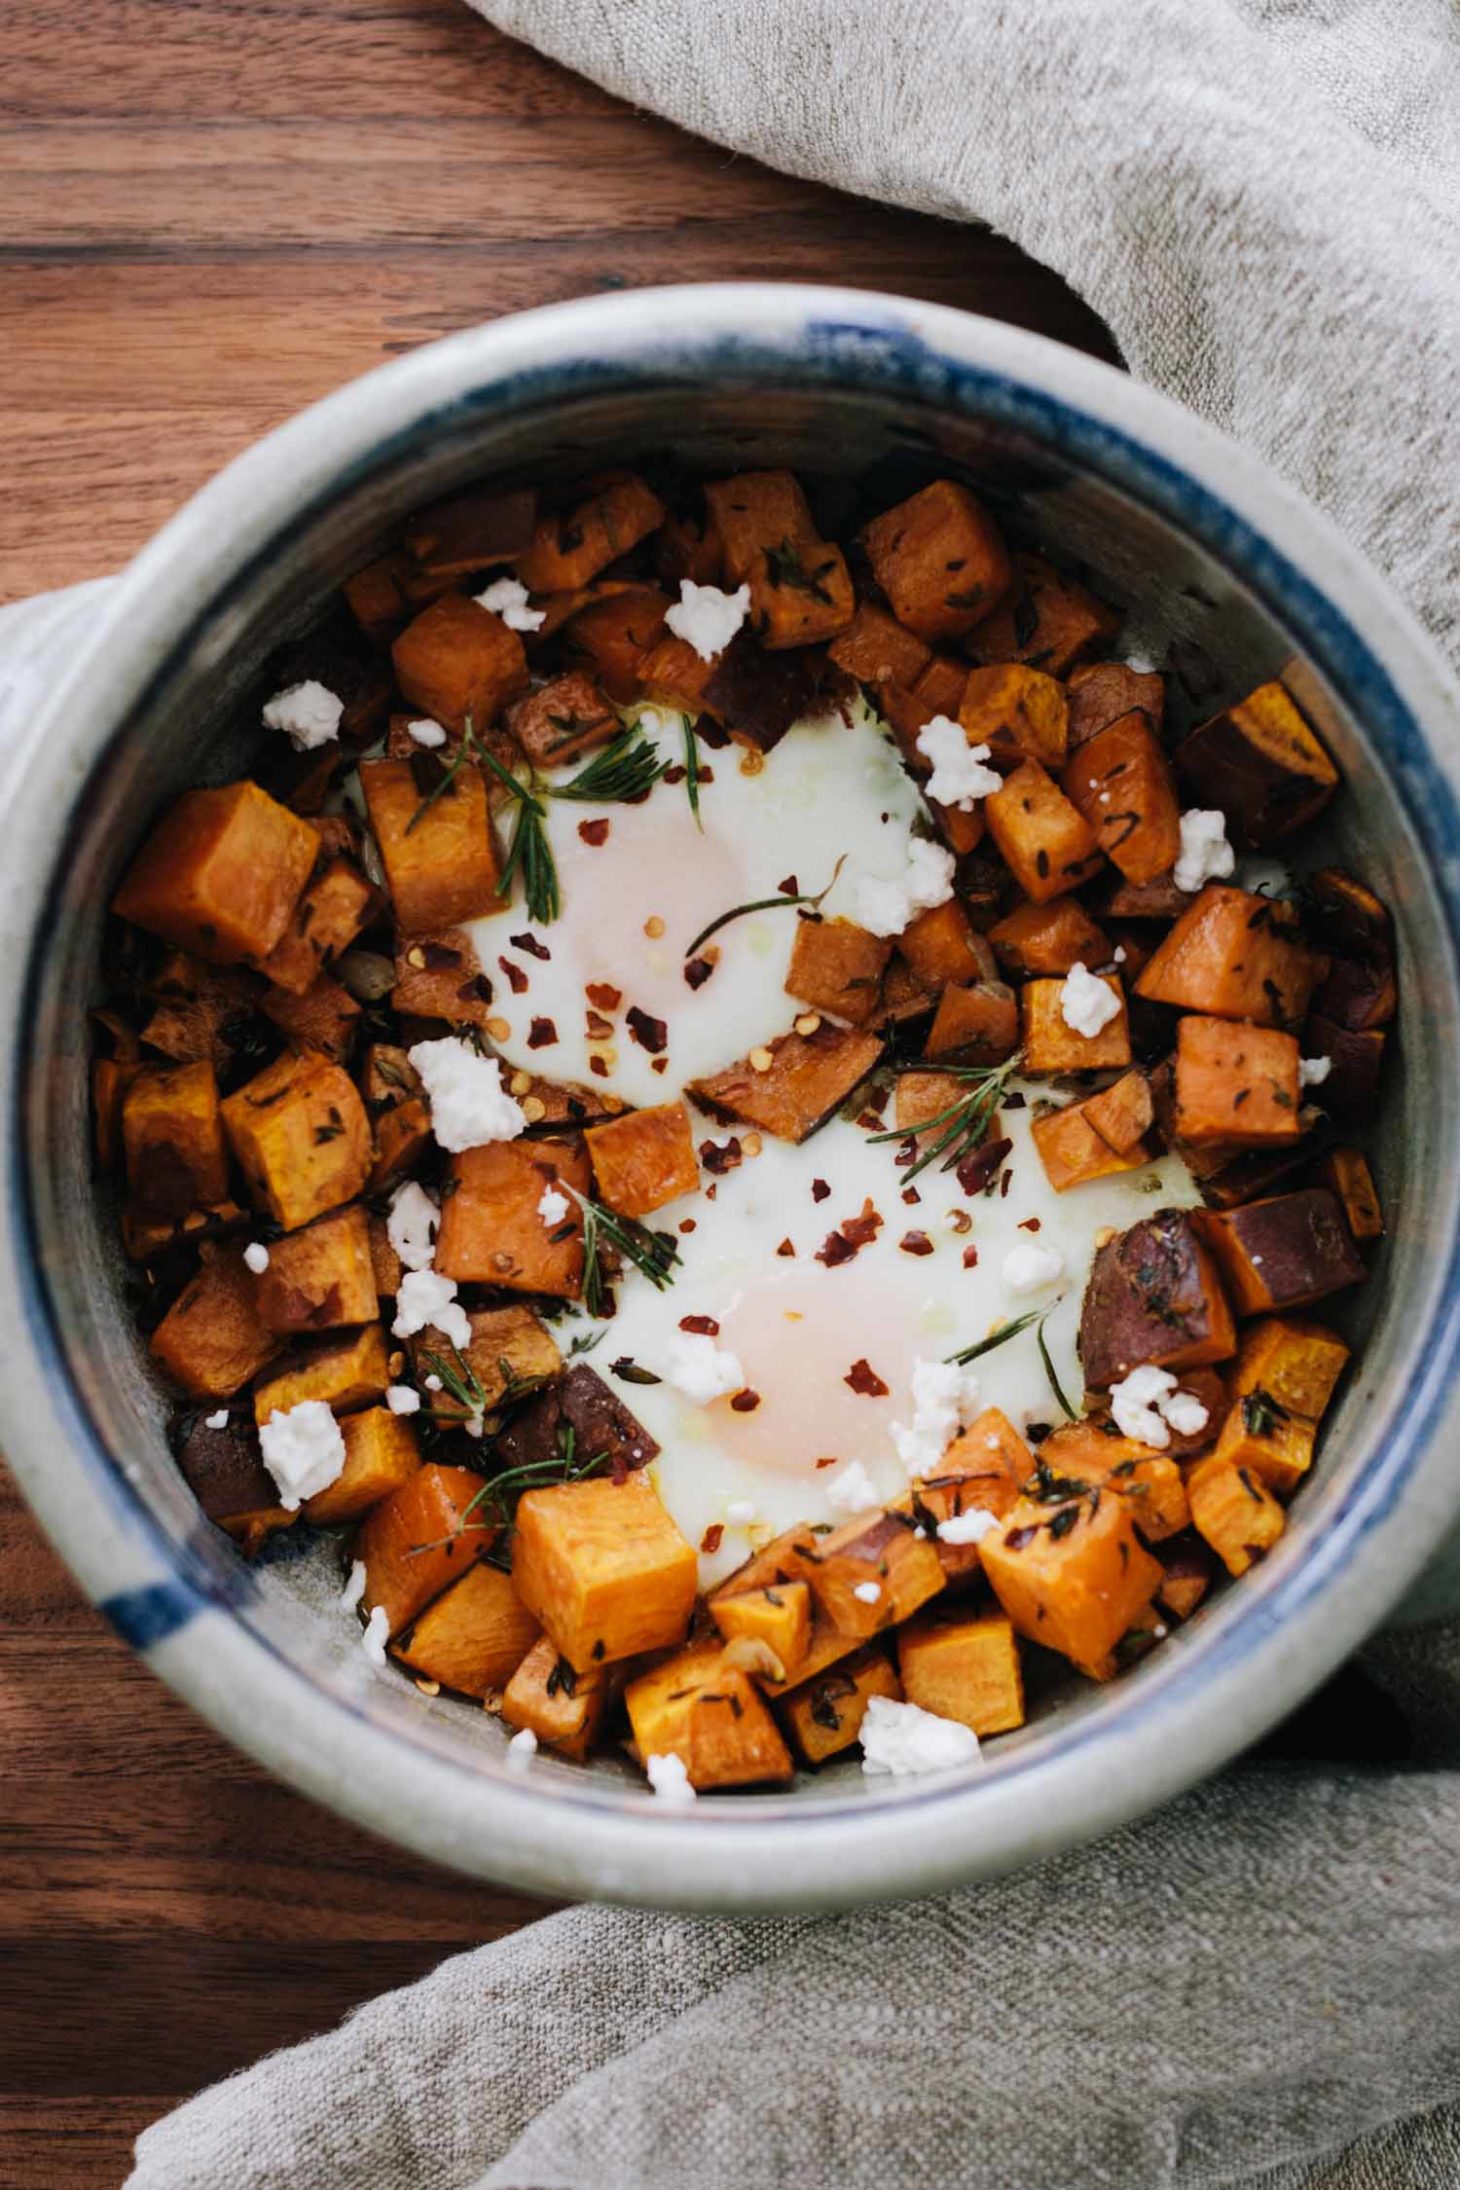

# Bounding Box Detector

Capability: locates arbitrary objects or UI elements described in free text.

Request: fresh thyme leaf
[550,730,666,805]
[870,1053,1021,1184]
[571,1187,681,1317]
[406,718,482,835]
[684,854,847,959]
[1241,1387,1288,1438]
[681,714,702,830]
[946,1307,1042,1368]
[1036,1305,1077,1420]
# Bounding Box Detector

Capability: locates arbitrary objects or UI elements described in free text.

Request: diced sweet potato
[1307,870,1396,1030]
[402,484,537,576]
[984,760,1103,903]
[1062,712,1181,883]
[709,1582,812,1683]
[585,1101,699,1219]
[1226,1314,1350,1429]
[114,781,320,968]
[516,474,666,594]
[924,979,1021,1064]
[1317,1147,1382,1242]
[412,1303,563,1416]
[221,1051,371,1231]
[1155,1535,1214,1621]
[967,552,1118,676]
[1032,1100,1150,1193]
[174,1414,293,1552]
[1021,974,1131,1073]
[253,1204,377,1334]
[356,1462,493,1635]
[139,954,264,1070]
[122,1062,230,1220]
[120,1197,246,1265]
[897,899,994,991]
[827,598,936,692]
[343,549,414,641]
[434,1136,588,1296]
[689,1022,883,1144]
[361,755,501,935]
[1174,1016,1302,1148]
[1067,661,1165,747]
[861,480,1013,642]
[778,1643,902,1766]
[988,897,1111,978]
[625,1646,793,1791]
[369,1100,434,1199]
[392,1563,541,1698]
[704,470,854,649]
[252,1323,390,1423]
[1135,887,1319,1027]
[709,1523,821,1601]
[512,1473,697,1672]
[959,663,1069,770]
[303,1405,420,1525]
[93,1056,138,1171]
[493,1364,658,1483]
[873,954,937,1031]
[1080,1208,1238,1388]
[785,916,892,1027]
[500,1636,608,1761]
[637,631,720,719]
[1207,1394,1316,1498]
[1301,1016,1385,1124]
[1175,681,1338,846]
[893,1069,967,1134]
[654,503,724,587]
[261,973,361,1064]
[562,586,671,703]
[151,1246,281,1400]
[790,1509,946,1639]
[1195,1189,1364,1316]
[1093,870,1188,923]
[390,592,530,736]
[506,669,620,768]
[1186,1455,1286,1575]
[1083,1069,1155,1153]
[392,927,495,1029]
[897,1612,1025,1735]
[897,1406,1033,1582]
[261,855,377,996]
[980,1489,1163,1679]
[700,633,841,752]
[1038,1421,1191,1541]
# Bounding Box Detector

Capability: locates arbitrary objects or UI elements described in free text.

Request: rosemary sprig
[681,714,703,831]
[479,745,562,926]
[406,718,484,835]
[551,730,666,804]
[460,1423,607,1528]
[945,1307,1042,1368]
[684,854,847,960]
[870,1052,1021,1185]
[571,1187,681,1317]
[1036,1309,1077,1420]
[419,1341,488,1423]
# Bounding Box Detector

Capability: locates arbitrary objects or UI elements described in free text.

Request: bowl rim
[6,281,1460,1911]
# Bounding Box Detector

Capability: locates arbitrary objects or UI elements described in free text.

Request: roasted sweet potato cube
[392,927,495,1030]
[1157,1536,1214,1621]
[785,916,892,1027]
[139,954,264,1071]
[654,504,724,587]
[252,1323,390,1423]
[434,1136,588,1296]
[635,632,720,719]
[175,1414,293,1551]
[861,480,1012,642]
[368,1213,403,1299]
[625,1647,794,1791]
[689,1023,884,1144]
[1227,1314,1350,1426]
[506,669,620,769]
[122,1062,230,1219]
[392,1563,541,1697]
[966,552,1118,676]
[493,1365,658,1480]
[897,1407,1034,1582]
[114,781,320,967]
[988,897,1111,977]
[368,1097,434,1196]
[1067,661,1165,747]
[361,756,501,935]
[500,1636,608,1760]
[1032,1101,1150,1193]
[512,1473,697,1672]
[1021,975,1131,1073]
[1094,870,1188,922]
[150,1246,280,1399]
[1062,713,1181,884]
[516,474,666,594]
[702,470,853,648]
[1308,869,1396,1030]
[356,1462,493,1635]
[705,470,817,580]
[981,1489,1162,1679]
[874,954,937,1031]
[261,973,361,1064]
[120,1199,246,1264]
[1080,1209,1238,1388]
[897,899,993,991]
[827,598,935,691]
[222,1051,371,1231]
[254,1204,377,1334]
[390,593,530,735]
[303,1404,420,1525]
[709,1581,812,1682]
[343,549,414,641]
[1174,1015,1302,1148]
[893,1069,967,1134]
[700,633,840,752]
[1039,1422,1191,1542]
[585,1101,699,1219]
[959,663,1069,769]
[261,856,377,996]
[562,585,672,703]
[778,1643,902,1766]
[792,1510,946,1638]
[1317,1148,1382,1242]
[1207,1395,1316,1498]
[1135,887,1318,1027]
[402,484,537,577]
[412,1303,563,1416]
[897,1612,1025,1736]
[1186,1455,1286,1576]
[985,761,1103,904]
[1195,1189,1364,1316]
[1175,681,1338,846]
[93,1054,140,1172]
[710,1523,821,1601]
[924,979,1021,1064]
[1082,1068,1154,1153]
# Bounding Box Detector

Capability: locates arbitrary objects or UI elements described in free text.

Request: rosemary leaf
[571,1188,681,1317]
[550,730,666,805]
[405,718,483,836]
[1036,1306,1077,1420]
[684,854,847,960]
[681,714,702,831]
[869,1053,1021,1185]
[945,1307,1043,1369]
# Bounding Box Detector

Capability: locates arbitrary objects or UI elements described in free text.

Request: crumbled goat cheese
[664,579,751,661]
[474,575,545,633]
[393,1269,472,1350]
[1002,1241,1066,1294]
[891,1357,982,1477]
[825,1458,882,1515]
[914,716,1003,809]
[860,1695,981,1776]
[385,1385,422,1416]
[936,1507,1000,1547]
[340,1558,368,1613]
[854,836,957,939]
[204,1408,229,1430]
[259,1399,347,1510]
[1174,808,1236,893]
[506,1727,538,1769]
[725,1499,757,1526]
[424,1374,443,1393]
[1107,1363,1210,1448]
[243,1241,271,1275]
[664,1331,746,1405]
[1299,1055,1333,1087]
[853,1581,883,1605]
[1059,961,1122,1040]
[1112,944,1127,964]
[387,1179,440,1273]
[537,1185,570,1228]
[360,1605,390,1668]
[646,1752,697,1804]
[406,717,448,749]
[408,1037,527,1153]
[262,679,344,752]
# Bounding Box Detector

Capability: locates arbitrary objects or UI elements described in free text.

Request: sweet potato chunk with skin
[785,916,892,1027]
[1021,975,1131,1073]
[391,591,529,737]
[562,585,672,704]
[1176,681,1338,846]
[1156,1536,1214,1621]
[981,1489,1163,1680]
[500,1636,608,1760]
[897,1407,1033,1582]
[636,632,720,719]
[361,756,501,936]
[988,897,1111,978]
[343,549,414,642]
[506,669,620,769]
[122,1062,230,1219]
[625,1647,794,1791]
[585,1101,699,1220]
[791,1509,946,1639]
[1080,1208,1238,1388]
[412,1304,563,1416]
[139,953,264,1070]
[985,761,1103,904]
[703,470,854,649]
[1032,1101,1151,1193]
[393,1563,541,1698]
[898,1612,1025,1736]
[1318,1147,1383,1242]
[261,855,377,996]
[1062,712,1181,883]
[924,980,1021,1064]
[303,1405,420,1525]
[1187,1455,1286,1576]
[1308,869,1396,1031]
[966,552,1118,677]
[516,473,666,594]
[114,781,320,968]
[175,1415,293,1550]
[121,1197,246,1265]
[778,1643,902,1766]
[494,1365,658,1481]
[709,1582,812,1682]
[689,1022,884,1144]
[861,480,1013,642]
[151,1246,280,1399]
[392,927,495,1030]
[261,972,361,1064]
[898,899,994,991]
[1301,1016,1384,1123]
[222,1051,371,1232]
[402,484,537,577]
[1067,661,1164,747]
[1195,1189,1364,1316]
[356,1463,493,1636]
[252,1323,390,1423]
[434,1136,588,1296]
[873,954,936,1031]
[1136,886,1318,1027]
[254,1204,377,1335]
[512,1473,697,1673]
[959,663,1069,770]
[828,598,937,692]
[1174,1016,1302,1148]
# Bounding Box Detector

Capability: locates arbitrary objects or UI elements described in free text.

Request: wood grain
[0,3,1115,2183]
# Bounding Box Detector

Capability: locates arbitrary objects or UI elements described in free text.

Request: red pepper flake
[811,1178,831,1203]
[816,1229,856,1268]
[497,956,529,996]
[679,1218,697,1235]
[899,1230,934,1257]
[855,1108,886,1132]
[511,933,551,962]
[680,1314,721,1336]
[586,982,622,1011]
[650,1056,668,1075]
[730,1389,761,1413]
[776,1237,796,1257]
[778,874,799,895]
[845,1358,889,1397]
[1018,1216,1042,1232]
[698,766,715,785]
[957,1136,1012,1197]
[705,1183,718,1201]
[585,1010,615,1040]
[588,1055,610,1078]
[962,1243,980,1269]
[578,818,611,847]
[1000,1168,1014,1198]
[626,1005,668,1055]
[841,1200,883,1250]
[815,1455,839,1469]
[700,1522,725,1555]
[526,1017,557,1049]
[700,1137,743,1177]
[684,955,716,991]
[663,763,687,785]
[901,1186,921,1206]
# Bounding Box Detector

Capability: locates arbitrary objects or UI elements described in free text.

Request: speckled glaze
[3,286,1460,1912]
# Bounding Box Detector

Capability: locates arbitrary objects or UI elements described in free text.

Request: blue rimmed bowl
[3,284,1459,1911]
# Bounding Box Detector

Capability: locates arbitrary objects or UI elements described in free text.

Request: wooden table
[0,5,1113,2181]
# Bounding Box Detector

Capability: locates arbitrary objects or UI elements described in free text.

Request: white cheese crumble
[243,1241,271,1275]
[1001,1242,1066,1294]
[1059,961,1122,1040]
[204,1408,229,1430]
[385,1385,422,1416]
[262,679,344,752]
[361,1604,390,1668]
[860,1695,980,1776]
[340,1558,368,1613]
[537,1184,570,1228]
[725,1499,757,1526]
[664,1330,746,1405]
[915,716,1002,810]
[424,1374,443,1393]
[1107,1363,1210,1448]
[853,1580,883,1605]
[1174,808,1236,894]
[505,1726,538,1770]
[854,836,957,939]
[258,1400,346,1510]
[1299,1055,1333,1087]
[825,1458,882,1515]
[406,717,448,749]
[408,1037,527,1154]
[393,1268,472,1351]
[646,1752,697,1804]
[664,579,751,661]
[387,1179,440,1274]
[890,1357,982,1478]
[936,1506,1000,1547]
[474,575,545,633]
